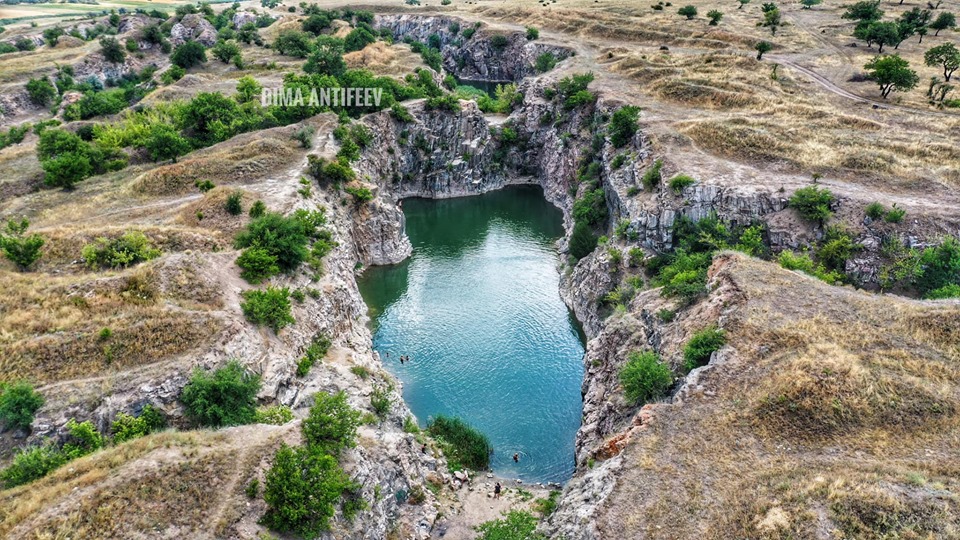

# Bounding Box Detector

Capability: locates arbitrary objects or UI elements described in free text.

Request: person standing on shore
[494,482,502,499]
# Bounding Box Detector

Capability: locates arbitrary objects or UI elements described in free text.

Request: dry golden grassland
[594,253,960,539]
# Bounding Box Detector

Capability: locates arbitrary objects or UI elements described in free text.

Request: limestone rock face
[232,11,257,29]
[170,14,218,47]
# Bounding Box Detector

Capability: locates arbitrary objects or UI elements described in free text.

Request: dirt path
[433,476,551,539]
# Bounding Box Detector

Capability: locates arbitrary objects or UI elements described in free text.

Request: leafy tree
[236,75,263,103]
[181,91,240,144]
[99,37,126,63]
[0,382,44,432]
[755,40,773,59]
[569,220,598,260]
[42,26,64,46]
[0,218,44,270]
[864,54,919,98]
[211,39,241,63]
[180,361,261,427]
[274,30,314,58]
[789,186,834,223]
[234,212,310,271]
[14,38,35,52]
[26,77,57,106]
[842,1,884,23]
[143,124,191,162]
[302,12,333,35]
[608,105,641,147]
[619,351,673,405]
[925,43,960,81]
[800,0,821,9]
[171,40,207,68]
[301,391,362,456]
[261,444,354,537]
[930,11,956,36]
[42,152,93,189]
[859,21,901,52]
[678,5,698,19]
[82,231,159,269]
[240,286,295,331]
[915,236,960,295]
[304,36,346,76]
[343,26,376,52]
[761,3,782,34]
[897,8,931,46]
[572,188,608,226]
[738,0,750,9]
[707,10,724,25]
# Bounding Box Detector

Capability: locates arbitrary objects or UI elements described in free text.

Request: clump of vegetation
[82,231,160,270]
[427,415,492,471]
[301,390,362,456]
[683,325,726,371]
[778,250,845,284]
[476,511,546,540]
[641,159,663,190]
[678,5,698,19]
[296,334,332,376]
[110,405,166,443]
[0,382,44,432]
[255,405,295,425]
[0,445,67,488]
[535,52,558,73]
[789,186,835,224]
[0,218,44,271]
[180,360,261,428]
[609,105,640,147]
[241,287,295,332]
[668,174,695,193]
[619,351,673,405]
[225,191,244,215]
[235,212,311,282]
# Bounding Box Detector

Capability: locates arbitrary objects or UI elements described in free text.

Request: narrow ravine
[358,186,586,484]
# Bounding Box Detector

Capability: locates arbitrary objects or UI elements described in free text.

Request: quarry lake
[358,185,586,483]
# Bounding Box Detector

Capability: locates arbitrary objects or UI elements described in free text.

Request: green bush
[427,415,492,471]
[0,445,67,488]
[26,77,57,106]
[926,283,960,299]
[619,351,673,405]
[884,205,906,223]
[678,5,698,18]
[111,405,166,443]
[865,201,885,219]
[425,93,461,112]
[0,218,44,271]
[526,26,539,40]
[370,385,392,418]
[489,34,509,50]
[682,325,726,371]
[234,212,311,272]
[82,230,160,269]
[143,124,191,162]
[344,26,377,52]
[241,286,295,332]
[237,247,279,284]
[641,159,663,190]
[255,405,295,425]
[653,249,712,300]
[915,237,960,295]
[225,191,244,215]
[668,174,695,193]
[817,227,856,272]
[180,360,261,427]
[301,390,362,456]
[572,188,608,227]
[171,40,207,68]
[345,185,374,204]
[789,186,834,224]
[0,382,44,432]
[535,52,558,73]
[99,37,126,63]
[261,443,354,537]
[569,220,599,260]
[249,200,266,218]
[777,250,844,284]
[476,511,546,540]
[609,105,641,147]
[61,419,105,460]
[211,39,241,63]
[296,334,332,376]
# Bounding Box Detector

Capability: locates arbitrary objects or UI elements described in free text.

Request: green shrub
[249,200,266,218]
[403,415,420,433]
[296,334,332,376]
[427,415,492,471]
[817,227,856,272]
[914,237,960,295]
[734,224,766,257]
[569,220,599,260]
[535,52,558,73]
[641,159,663,190]
[653,250,712,300]
[345,185,374,204]
[255,405,295,425]
[261,443,354,537]
[241,287,295,332]
[619,351,673,405]
[236,247,280,284]
[246,478,259,498]
[777,250,844,284]
[226,191,244,215]
[611,154,627,170]
[370,385,392,418]
[234,212,310,272]
[678,5,698,18]
[61,419,105,460]
[865,201,885,219]
[609,105,641,147]
[180,360,261,427]
[211,39,241,63]
[425,93,461,112]
[572,188,608,226]
[683,325,726,371]
[476,511,546,540]
[926,283,960,299]
[0,382,44,431]
[111,405,166,443]
[344,26,376,52]
[171,40,207,68]
[489,34,509,50]
[302,390,362,456]
[526,26,539,40]
[0,445,67,488]
[0,218,44,271]
[668,174,695,193]
[884,205,906,223]
[26,77,57,106]
[82,231,160,269]
[143,124,190,162]
[789,186,834,224]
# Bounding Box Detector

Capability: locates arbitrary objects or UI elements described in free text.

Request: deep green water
[358,186,586,483]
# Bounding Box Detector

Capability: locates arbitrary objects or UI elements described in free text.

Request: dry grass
[592,253,960,539]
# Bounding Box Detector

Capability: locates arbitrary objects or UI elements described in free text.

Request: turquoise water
[358,186,586,483]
